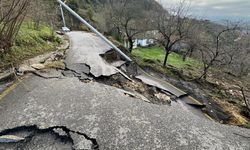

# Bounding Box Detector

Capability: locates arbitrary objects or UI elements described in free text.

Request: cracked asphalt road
[65,31,118,77]
[0,31,249,149]
[0,76,249,149]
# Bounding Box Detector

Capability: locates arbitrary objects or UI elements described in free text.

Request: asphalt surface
[0,76,249,149]
[0,31,249,149]
[136,74,186,97]
[65,31,118,77]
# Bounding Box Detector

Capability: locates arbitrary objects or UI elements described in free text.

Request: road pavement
[65,31,118,77]
[0,76,249,149]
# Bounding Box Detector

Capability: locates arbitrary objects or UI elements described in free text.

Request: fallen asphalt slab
[136,74,186,98]
[0,76,249,149]
[65,31,119,77]
[135,69,231,122]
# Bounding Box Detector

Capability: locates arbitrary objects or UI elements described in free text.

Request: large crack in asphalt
[11,47,214,115]
[0,125,99,150]
[29,49,200,106]
[31,70,63,79]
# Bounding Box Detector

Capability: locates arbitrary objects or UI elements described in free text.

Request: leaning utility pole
[56,0,132,62]
[59,4,66,28]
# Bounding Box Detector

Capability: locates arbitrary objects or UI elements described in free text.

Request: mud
[95,74,173,105]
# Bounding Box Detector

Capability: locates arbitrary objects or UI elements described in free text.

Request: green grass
[0,22,61,68]
[132,46,202,68]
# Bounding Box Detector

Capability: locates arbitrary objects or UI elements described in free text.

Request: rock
[147,87,158,96]
[231,85,240,90]
[218,90,227,97]
[0,135,25,143]
[229,89,234,96]
[31,64,45,70]
[155,93,171,102]
[51,52,64,61]
[18,65,36,74]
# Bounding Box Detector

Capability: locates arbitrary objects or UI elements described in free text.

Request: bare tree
[198,22,240,79]
[152,0,191,66]
[240,87,250,113]
[228,29,250,77]
[182,21,200,61]
[0,0,30,53]
[104,0,149,52]
[27,0,59,34]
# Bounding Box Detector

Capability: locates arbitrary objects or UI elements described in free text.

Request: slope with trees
[0,0,61,68]
[150,1,192,67]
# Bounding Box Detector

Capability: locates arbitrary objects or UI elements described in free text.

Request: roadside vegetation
[0,0,61,69]
[0,22,61,68]
[132,46,201,69]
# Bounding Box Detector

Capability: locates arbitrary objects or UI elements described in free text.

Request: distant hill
[62,0,163,31]
[57,0,230,38]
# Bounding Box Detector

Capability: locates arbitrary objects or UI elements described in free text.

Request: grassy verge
[132,46,202,69]
[0,22,61,68]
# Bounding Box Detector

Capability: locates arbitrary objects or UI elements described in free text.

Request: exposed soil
[138,60,250,128]
[95,74,173,105]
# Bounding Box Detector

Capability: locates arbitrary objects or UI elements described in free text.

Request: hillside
[0,23,61,70]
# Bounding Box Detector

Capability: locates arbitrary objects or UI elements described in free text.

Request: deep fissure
[0,125,99,150]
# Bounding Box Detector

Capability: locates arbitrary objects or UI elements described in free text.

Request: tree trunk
[163,49,170,67]
[199,66,209,79]
[34,19,40,30]
[240,87,250,113]
[182,47,194,62]
[182,53,187,61]
[128,38,133,52]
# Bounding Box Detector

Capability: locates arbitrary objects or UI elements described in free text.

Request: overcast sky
[156,0,250,22]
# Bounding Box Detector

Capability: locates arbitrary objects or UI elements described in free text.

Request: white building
[124,30,157,49]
